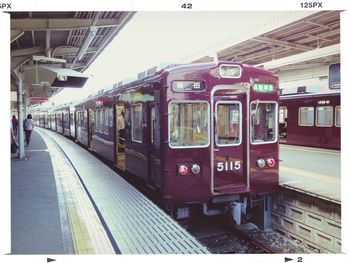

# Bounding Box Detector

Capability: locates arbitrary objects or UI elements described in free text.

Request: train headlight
[256,159,266,168]
[178,165,189,176]
[266,158,276,168]
[219,65,241,78]
[191,164,201,175]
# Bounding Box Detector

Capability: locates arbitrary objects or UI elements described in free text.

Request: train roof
[108,61,276,94]
[280,90,340,100]
[165,61,275,75]
[71,61,277,109]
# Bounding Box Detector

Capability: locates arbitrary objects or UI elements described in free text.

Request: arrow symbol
[285,257,293,262]
[47,258,56,263]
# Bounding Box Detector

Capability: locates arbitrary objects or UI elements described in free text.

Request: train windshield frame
[168,100,210,148]
[250,101,278,145]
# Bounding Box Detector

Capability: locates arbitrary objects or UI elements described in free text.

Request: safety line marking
[280,166,340,184]
[280,145,340,156]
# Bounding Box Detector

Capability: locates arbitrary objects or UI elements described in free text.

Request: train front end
[161,62,279,225]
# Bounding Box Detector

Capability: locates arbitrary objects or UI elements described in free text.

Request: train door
[115,104,125,170]
[147,104,157,185]
[211,87,248,194]
[87,109,94,149]
[54,114,57,131]
[278,106,288,140]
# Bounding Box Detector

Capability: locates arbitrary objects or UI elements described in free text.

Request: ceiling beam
[11,57,30,71]
[252,36,314,52]
[220,45,286,62]
[305,20,334,30]
[257,43,340,70]
[52,46,98,57]
[11,46,44,57]
[11,30,24,43]
[298,28,340,44]
[65,63,86,69]
[240,47,289,63]
[11,18,120,31]
[276,62,329,71]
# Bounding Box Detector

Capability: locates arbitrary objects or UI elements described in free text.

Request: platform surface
[11,131,72,254]
[36,128,209,254]
[279,144,340,203]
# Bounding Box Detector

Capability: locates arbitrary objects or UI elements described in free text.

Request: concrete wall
[272,187,341,253]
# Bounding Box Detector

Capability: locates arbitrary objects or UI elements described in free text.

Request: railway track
[186,214,299,254]
[232,226,283,253]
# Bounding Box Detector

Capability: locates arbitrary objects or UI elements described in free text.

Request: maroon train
[279,91,340,150]
[34,62,280,224]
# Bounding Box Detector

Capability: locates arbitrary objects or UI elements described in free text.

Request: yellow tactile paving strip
[38,129,115,254]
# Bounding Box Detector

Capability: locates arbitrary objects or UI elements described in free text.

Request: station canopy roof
[194,11,340,72]
[10,11,135,104]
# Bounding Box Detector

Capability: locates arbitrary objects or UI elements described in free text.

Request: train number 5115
[217,161,241,171]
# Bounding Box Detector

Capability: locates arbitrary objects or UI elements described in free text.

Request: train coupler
[229,201,247,225]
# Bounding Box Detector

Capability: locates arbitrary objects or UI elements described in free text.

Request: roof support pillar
[46,30,51,57]
[17,70,26,159]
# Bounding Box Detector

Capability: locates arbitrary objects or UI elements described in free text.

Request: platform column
[17,70,25,159]
[262,194,273,231]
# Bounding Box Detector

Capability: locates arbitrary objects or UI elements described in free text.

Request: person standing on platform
[23,114,34,146]
[12,115,18,136]
[11,122,18,154]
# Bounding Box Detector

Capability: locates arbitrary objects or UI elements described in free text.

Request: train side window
[335,106,341,127]
[168,101,209,148]
[298,107,314,126]
[100,109,104,133]
[78,112,81,126]
[151,107,156,144]
[104,108,109,134]
[108,108,113,127]
[316,106,333,127]
[94,110,98,132]
[84,111,87,130]
[131,104,143,143]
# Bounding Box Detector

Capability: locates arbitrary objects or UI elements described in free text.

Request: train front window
[169,101,209,148]
[251,102,277,144]
[215,102,241,146]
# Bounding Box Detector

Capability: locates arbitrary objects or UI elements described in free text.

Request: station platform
[11,128,209,254]
[279,144,341,203]
[11,131,73,254]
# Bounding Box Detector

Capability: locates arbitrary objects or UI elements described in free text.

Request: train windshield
[215,102,241,146]
[251,102,277,144]
[169,101,209,148]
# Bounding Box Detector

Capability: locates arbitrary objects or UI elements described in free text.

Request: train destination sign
[172,81,205,92]
[253,83,274,93]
